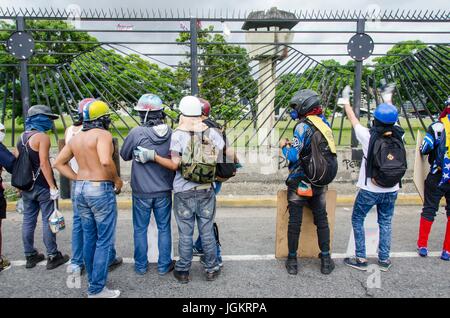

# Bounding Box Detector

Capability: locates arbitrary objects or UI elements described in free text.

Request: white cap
[178,96,202,117]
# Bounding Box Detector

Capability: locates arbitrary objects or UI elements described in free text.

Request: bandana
[25,114,54,132]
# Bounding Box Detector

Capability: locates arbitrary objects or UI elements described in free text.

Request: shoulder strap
[306,116,336,154]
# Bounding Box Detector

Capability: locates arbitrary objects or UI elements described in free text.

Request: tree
[175,25,258,123]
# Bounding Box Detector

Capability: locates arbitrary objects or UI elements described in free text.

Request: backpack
[298,117,338,186]
[11,132,41,191]
[370,135,407,188]
[180,129,218,184]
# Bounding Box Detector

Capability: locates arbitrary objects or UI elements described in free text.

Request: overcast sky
[1,0,448,66]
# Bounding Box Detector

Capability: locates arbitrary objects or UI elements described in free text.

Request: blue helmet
[373,103,398,125]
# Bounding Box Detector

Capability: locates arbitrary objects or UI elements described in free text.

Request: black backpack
[11,132,41,191]
[370,135,407,188]
[299,120,338,186]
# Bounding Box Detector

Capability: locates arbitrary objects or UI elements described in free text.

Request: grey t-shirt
[170,128,225,193]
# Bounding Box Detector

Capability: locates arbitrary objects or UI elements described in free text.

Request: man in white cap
[134,96,224,283]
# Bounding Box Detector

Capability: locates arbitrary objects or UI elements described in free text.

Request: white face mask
[0,131,5,143]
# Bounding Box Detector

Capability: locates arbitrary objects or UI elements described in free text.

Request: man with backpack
[134,96,225,283]
[416,97,450,261]
[341,84,406,272]
[55,100,123,298]
[281,89,337,276]
[14,105,70,270]
[65,98,123,275]
[0,123,15,272]
[120,93,175,275]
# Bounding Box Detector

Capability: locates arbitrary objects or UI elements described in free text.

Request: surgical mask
[0,131,5,143]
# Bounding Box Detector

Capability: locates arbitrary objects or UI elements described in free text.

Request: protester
[55,100,122,298]
[18,105,69,270]
[120,93,175,275]
[342,84,406,272]
[135,96,224,283]
[0,123,15,272]
[281,89,336,275]
[416,97,450,261]
[65,98,123,275]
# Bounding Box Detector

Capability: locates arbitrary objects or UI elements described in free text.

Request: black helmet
[289,89,321,116]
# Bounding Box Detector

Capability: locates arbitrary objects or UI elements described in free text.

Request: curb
[6,194,427,211]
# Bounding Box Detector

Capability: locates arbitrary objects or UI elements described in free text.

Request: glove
[133,146,156,163]
[380,83,396,104]
[50,188,60,201]
[337,85,352,105]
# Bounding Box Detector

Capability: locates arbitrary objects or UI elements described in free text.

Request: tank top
[65,125,81,173]
[19,131,51,189]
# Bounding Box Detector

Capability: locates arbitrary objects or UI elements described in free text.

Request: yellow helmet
[83,100,111,121]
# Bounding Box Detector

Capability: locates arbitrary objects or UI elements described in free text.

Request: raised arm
[339,85,360,128]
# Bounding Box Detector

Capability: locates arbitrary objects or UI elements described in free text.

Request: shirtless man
[55,100,122,298]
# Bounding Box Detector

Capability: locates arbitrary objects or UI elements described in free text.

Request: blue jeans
[71,181,118,270]
[22,185,58,257]
[174,188,219,273]
[132,195,172,274]
[352,189,398,261]
[74,181,117,295]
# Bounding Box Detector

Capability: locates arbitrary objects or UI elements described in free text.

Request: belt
[192,184,212,191]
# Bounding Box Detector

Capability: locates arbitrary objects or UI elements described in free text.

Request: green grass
[2,115,431,149]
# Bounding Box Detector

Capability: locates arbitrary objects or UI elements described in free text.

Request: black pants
[286,179,330,255]
[422,172,450,221]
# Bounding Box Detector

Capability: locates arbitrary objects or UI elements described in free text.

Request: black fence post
[351,18,365,149]
[190,18,199,96]
[16,16,31,120]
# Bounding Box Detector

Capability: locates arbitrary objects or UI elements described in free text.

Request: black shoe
[108,257,123,272]
[46,252,70,270]
[285,256,298,275]
[206,268,221,282]
[173,270,190,284]
[319,253,335,275]
[159,260,176,276]
[26,253,45,269]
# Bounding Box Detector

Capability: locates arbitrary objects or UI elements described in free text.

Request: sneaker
[26,253,45,269]
[285,256,298,275]
[69,264,85,276]
[418,247,428,257]
[88,287,120,298]
[108,257,123,272]
[0,256,11,272]
[173,270,190,284]
[46,252,70,270]
[158,260,176,276]
[206,268,221,281]
[441,250,450,261]
[344,257,368,271]
[193,246,204,256]
[319,253,335,275]
[378,259,392,272]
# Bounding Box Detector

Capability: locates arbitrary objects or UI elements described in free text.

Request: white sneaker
[88,287,120,298]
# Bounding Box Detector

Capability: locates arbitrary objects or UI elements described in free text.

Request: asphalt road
[0,206,449,298]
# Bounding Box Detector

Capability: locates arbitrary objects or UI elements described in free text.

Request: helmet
[289,89,321,116]
[373,103,398,125]
[198,98,211,117]
[83,100,111,122]
[28,105,59,120]
[135,94,164,112]
[179,96,202,117]
[78,98,96,114]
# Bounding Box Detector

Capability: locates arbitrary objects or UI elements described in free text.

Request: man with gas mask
[55,100,123,298]
[18,105,70,270]
[120,94,175,276]
[281,90,336,276]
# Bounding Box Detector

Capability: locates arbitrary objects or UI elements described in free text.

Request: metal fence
[0,7,449,149]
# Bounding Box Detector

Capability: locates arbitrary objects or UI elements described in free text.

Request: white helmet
[178,96,202,117]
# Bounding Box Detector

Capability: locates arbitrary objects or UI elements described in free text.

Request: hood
[142,124,171,145]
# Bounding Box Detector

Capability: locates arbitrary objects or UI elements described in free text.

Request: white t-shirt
[65,125,81,173]
[354,124,400,193]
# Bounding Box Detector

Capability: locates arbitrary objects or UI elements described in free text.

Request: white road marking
[8,251,443,267]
